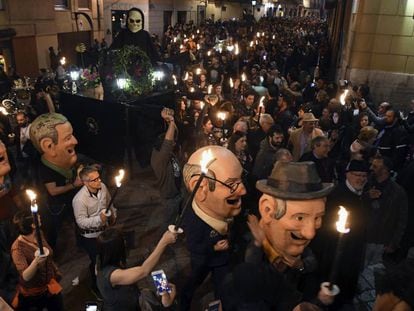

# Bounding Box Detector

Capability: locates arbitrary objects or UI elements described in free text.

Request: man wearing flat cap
[288,112,324,161]
[311,159,371,310]
[246,161,334,310]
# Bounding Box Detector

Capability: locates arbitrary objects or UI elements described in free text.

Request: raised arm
[109,230,177,286]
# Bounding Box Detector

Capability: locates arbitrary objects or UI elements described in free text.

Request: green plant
[104,45,154,99]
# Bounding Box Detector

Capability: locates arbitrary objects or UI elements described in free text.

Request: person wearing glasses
[110,7,159,64]
[72,164,117,299]
[180,145,247,311]
[311,159,371,310]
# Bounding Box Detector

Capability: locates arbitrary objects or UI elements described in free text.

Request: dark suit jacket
[182,205,229,267]
[299,151,335,183]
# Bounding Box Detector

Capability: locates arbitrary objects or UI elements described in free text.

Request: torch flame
[200,101,205,110]
[115,169,125,188]
[172,75,177,85]
[195,68,201,75]
[207,50,211,57]
[208,84,213,94]
[217,111,226,121]
[336,206,350,233]
[26,189,38,213]
[229,77,234,88]
[0,107,8,115]
[184,72,189,81]
[249,41,254,48]
[241,73,246,82]
[259,96,265,108]
[197,43,200,50]
[200,149,214,174]
[340,89,349,106]
[26,189,37,201]
[256,32,260,37]
[235,43,239,55]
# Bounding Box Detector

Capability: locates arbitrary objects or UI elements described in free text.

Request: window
[55,0,68,9]
[78,0,91,9]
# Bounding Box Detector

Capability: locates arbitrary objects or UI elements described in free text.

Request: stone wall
[339,0,414,107]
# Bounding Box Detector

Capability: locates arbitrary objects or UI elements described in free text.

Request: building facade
[336,0,414,106]
[0,0,104,77]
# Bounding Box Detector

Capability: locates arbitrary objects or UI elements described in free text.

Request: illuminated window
[55,0,68,9]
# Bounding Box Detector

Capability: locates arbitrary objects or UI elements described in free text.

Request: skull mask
[127,9,143,33]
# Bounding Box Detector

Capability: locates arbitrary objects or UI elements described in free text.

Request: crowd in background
[0,13,413,311]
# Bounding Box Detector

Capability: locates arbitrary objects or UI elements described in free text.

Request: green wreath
[103,45,154,98]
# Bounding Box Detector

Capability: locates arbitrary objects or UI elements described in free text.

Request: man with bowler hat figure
[243,161,335,310]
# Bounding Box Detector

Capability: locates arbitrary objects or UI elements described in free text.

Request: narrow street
[56,166,213,310]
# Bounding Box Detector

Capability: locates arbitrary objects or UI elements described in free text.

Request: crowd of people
[0,9,414,311]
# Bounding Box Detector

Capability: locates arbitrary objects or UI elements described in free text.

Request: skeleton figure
[110,7,159,64]
[127,9,143,33]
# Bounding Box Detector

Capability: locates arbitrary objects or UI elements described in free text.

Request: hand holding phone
[151,269,171,295]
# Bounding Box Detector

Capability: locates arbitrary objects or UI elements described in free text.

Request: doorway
[197,5,206,25]
[163,10,172,32]
[111,10,128,40]
[177,11,187,25]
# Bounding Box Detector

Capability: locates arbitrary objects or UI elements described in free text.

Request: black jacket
[311,182,370,304]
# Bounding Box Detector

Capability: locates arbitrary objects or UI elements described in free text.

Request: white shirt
[192,201,230,235]
[72,183,117,238]
[20,124,31,157]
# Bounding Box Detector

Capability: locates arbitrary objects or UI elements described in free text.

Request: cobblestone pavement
[57,166,215,311]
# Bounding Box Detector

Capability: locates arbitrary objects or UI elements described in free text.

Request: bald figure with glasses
[180,146,246,311]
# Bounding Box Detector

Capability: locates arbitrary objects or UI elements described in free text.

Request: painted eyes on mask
[129,19,141,24]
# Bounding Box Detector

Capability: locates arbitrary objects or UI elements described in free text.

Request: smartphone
[85,302,98,311]
[207,300,221,311]
[151,269,171,294]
